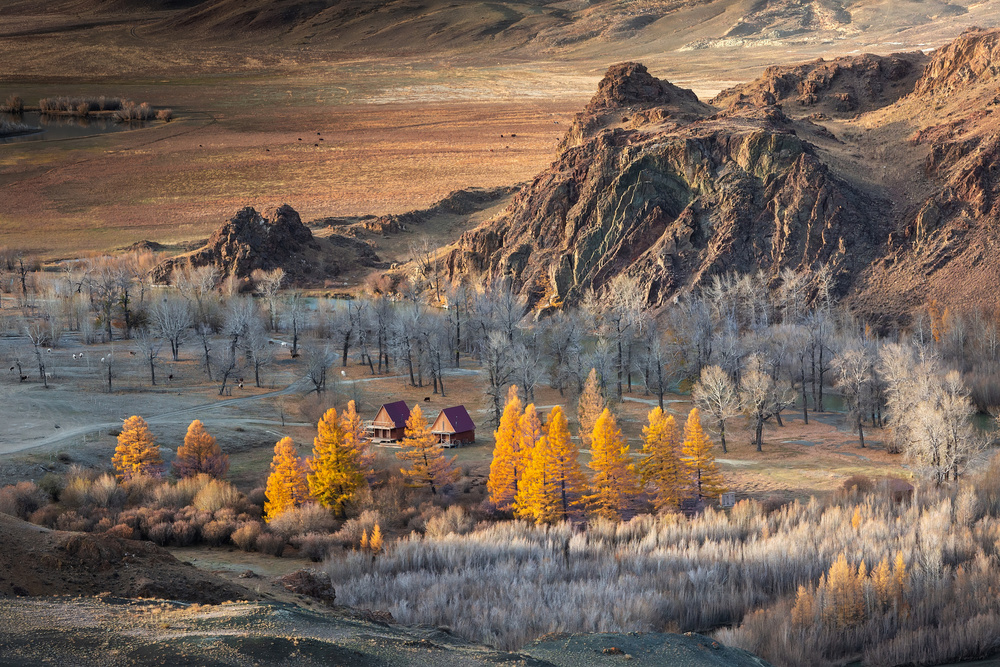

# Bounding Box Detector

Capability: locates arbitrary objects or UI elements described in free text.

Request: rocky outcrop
[559,62,712,150]
[448,64,889,309]
[711,52,927,116]
[152,204,378,285]
[913,27,1000,97]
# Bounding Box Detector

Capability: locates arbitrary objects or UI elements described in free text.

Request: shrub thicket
[326,473,1000,665]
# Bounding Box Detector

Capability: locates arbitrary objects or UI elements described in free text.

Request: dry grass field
[1,0,995,259]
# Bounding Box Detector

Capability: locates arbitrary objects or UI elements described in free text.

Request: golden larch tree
[577,368,607,448]
[680,407,726,501]
[341,400,375,480]
[514,406,585,524]
[308,407,364,518]
[112,415,163,481]
[173,419,229,479]
[823,552,864,628]
[265,437,309,522]
[488,385,523,509]
[583,408,640,520]
[397,405,459,495]
[369,523,383,555]
[639,407,686,512]
[518,403,544,475]
[790,584,817,627]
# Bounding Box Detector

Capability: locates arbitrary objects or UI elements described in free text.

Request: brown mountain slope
[5,0,995,60]
[442,27,1000,325]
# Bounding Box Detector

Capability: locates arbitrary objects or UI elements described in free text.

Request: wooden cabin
[431,405,476,447]
[371,401,411,442]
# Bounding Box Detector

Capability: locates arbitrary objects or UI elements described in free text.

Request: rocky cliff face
[448,62,890,309]
[152,204,378,285]
[848,28,1000,325]
[445,29,1000,322]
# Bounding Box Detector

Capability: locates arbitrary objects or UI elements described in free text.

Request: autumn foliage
[639,407,685,512]
[488,385,524,510]
[397,405,459,495]
[308,407,364,518]
[342,400,375,480]
[577,368,606,448]
[265,437,308,522]
[514,406,585,524]
[173,419,229,479]
[112,415,164,481]
[583,408,640,520]
[681,408,726,500]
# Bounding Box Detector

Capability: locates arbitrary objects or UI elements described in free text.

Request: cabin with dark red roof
[371,401,411,442]
[431,405,476,447]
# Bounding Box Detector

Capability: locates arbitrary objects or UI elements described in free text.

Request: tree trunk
[755,417,763,452]
[616,337,624,399]
[857,416,865,448]
[149,357,156,385]
[800,365,808,424]
[202,340,212,380]
[719,419,728,454]
[818,347,826,412]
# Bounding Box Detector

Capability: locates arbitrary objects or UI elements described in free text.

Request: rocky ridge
[448,61,890,310]
[710,52,928,117]
[443,28,1000,323]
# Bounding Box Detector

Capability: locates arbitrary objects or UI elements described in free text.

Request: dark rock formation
[151,204,378,285]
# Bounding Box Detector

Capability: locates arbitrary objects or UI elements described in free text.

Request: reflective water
[0,111,147,144]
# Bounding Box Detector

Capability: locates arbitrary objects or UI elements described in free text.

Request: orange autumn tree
[341,400,375,481]
[397,405,459,495]
[577,368,607,448]
[639,407,686,512]
[488,385,524,509]
[680,407,725,501]
[308,407,364,518]
[265,437,309,522]
[112,415,163,481]
[518,402,544,479]
[514,406,585,524]
[583,408,640,520]
[173,419,229,479]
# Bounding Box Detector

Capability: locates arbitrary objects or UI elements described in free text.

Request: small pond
[0,111,147,144]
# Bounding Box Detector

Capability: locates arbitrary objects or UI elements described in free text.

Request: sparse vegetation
[0,119,38,137]
[326,473,1000,665]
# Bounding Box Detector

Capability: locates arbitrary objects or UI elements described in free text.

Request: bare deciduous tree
[151,296,192,362]
[693,365,740,454]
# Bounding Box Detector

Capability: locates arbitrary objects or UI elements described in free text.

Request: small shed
[431,405,476,447]
[371,401,411,442]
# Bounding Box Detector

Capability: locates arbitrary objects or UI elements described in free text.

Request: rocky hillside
[443,27,1000,324]
[152,204,378,286]
[710,52,928,118]
[447,61,891,310]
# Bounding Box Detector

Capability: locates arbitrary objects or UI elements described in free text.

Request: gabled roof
[434,405,475,433]
[378,401,411,428]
